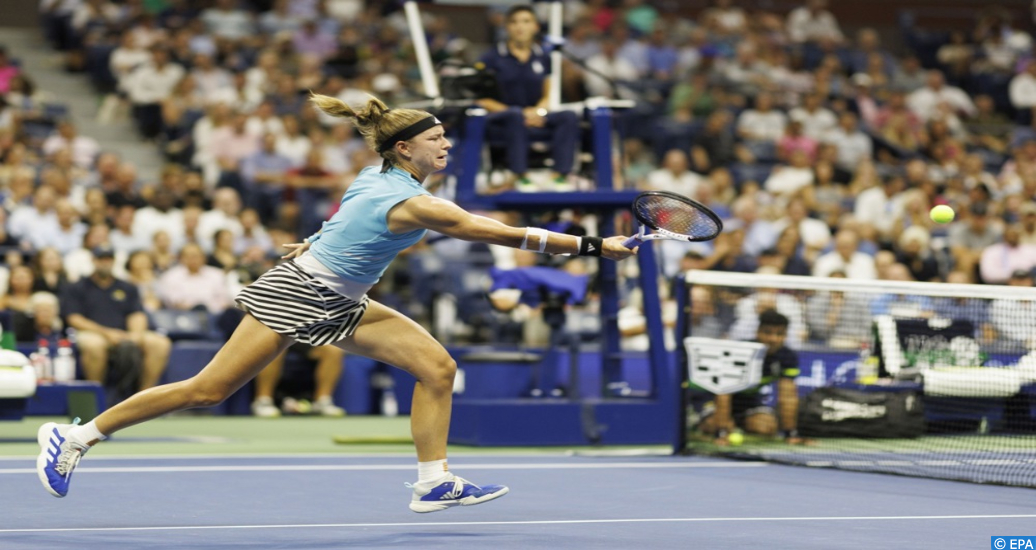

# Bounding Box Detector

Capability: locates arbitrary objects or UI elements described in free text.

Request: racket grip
[622,236,643,249]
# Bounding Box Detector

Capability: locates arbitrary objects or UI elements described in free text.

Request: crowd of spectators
[2,0,1036,392]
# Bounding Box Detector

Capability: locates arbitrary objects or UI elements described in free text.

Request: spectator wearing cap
[59,245,171,393]
[989,269,1036,348]
[812,229,877,279]
[979,224,1036,285]
[949,201,1002,279]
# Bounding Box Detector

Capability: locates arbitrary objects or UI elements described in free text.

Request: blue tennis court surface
[2,454,1033,549]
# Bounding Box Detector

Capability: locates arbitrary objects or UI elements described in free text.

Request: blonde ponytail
[309,93,430,167]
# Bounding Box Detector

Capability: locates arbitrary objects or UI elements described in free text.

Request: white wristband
[520,228,549,253]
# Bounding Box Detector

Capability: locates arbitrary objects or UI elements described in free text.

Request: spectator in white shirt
[9,185,58,243]
[765,149,815,201]
[190,52,232,98]
[201,0,256,41]
[786,0,844,44]
[198,187,244,245]
[853,175,906,239]
[772,197,832,254]
[108,205,147,255]
[132,188,185,245]
[736,92,788,144]
[30,199,85,255]
[822,112,872,172]
[1010,61,1036,120]
[41,121,99,169]
[109,31,150,90]
[275,114,312,167]
[980,224,1036,285]
[583,38,639,99]
[907,70,977,122]
[157,243,233,314]
[125,47,185,138]
[643,149,704,197]
[789,92,837,140]
[813,229,877,279]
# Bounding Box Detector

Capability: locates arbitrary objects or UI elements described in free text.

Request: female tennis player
[37,93,636,512]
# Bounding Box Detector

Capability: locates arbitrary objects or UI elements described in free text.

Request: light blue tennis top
[306,165,430,289]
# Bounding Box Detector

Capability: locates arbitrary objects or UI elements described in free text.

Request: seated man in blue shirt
[478,5,580,191]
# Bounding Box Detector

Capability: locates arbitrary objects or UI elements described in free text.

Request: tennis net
[676,270,1036,488]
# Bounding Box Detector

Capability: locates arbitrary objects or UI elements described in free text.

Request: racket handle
[622,236,643,249]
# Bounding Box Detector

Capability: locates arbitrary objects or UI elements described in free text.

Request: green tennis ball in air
[727,432,744,446]
[930,205,955,224]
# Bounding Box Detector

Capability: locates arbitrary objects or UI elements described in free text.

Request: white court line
[0,461,765,475]
[2,515,1035,534]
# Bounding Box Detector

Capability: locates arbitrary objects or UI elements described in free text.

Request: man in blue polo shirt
[478,4,580,191]
[59,246,170,399]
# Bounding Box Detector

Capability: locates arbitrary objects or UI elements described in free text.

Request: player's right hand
[602,236,637,261]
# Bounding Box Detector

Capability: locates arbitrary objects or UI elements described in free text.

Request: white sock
[418,459,449,485]
[67,420,107,447]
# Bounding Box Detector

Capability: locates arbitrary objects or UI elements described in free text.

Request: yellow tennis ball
[727,432,744,446]
[930,205,955,224]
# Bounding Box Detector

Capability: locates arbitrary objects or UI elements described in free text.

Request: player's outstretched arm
[391,195,636,260]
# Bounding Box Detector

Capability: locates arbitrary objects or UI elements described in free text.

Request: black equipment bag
[798,387,925,438]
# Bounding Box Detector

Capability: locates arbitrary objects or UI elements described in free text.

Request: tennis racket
[623,191,723,248]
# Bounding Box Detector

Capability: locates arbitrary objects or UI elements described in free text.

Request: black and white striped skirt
[235,260,369,346]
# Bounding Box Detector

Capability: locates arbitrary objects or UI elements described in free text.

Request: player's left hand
[282,241,311,259]
[602,236,637,261]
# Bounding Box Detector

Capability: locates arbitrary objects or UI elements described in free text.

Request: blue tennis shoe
[37,419,88,498]
[407,473,509,513]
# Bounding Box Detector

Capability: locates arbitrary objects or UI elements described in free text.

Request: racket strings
[635,196,720,237]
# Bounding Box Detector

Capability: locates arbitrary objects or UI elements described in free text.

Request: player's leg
[37,314,292,497]
[252,348,288,417]
[332,300,455,462]
[96,314,292,434]
[332,299,507,512]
